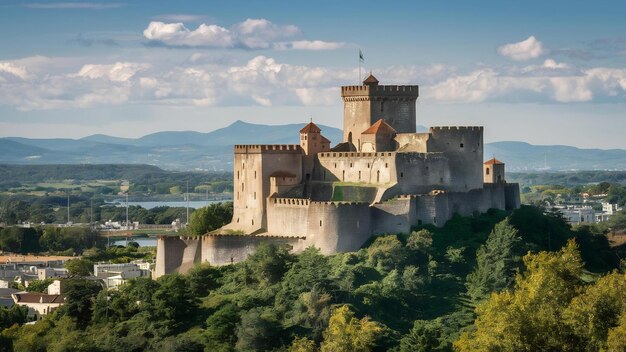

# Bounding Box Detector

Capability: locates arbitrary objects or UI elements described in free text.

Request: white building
[94,263,151,289]
[12,292,64,320]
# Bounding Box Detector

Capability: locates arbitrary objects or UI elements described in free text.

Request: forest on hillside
[1,205,626,351]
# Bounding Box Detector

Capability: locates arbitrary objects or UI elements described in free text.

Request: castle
[155,74,520,277]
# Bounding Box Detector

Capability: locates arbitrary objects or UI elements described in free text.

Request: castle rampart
[154,75,521,278]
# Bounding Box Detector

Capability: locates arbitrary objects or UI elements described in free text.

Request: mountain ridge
[2,121,625,171]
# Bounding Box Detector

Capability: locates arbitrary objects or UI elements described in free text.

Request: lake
[108,199,231,210]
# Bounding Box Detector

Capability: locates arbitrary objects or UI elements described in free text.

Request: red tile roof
[363,74,379,85]
[362,119,396,135]
[484,158,504,165]
[299,122,321,133]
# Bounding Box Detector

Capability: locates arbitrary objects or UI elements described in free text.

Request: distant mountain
[485,141,626,171]
[81,120,344,147]
[2,121,625,171]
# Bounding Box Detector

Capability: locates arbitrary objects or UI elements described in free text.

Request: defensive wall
[231,144,302,234]
[154,182,520,278]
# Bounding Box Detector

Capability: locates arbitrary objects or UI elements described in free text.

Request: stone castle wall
[341,85,419,145]
[426,127,484,191]
[231,145,302,233]
[154,182,521,278]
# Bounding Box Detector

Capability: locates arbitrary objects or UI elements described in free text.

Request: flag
[359,49,364,62]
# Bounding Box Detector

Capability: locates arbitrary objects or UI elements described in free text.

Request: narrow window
[433,217,437,224]
[460,143,464,148]
[237,171,240,179]
[342,170,345,181]
[400,172,404,178]
[367,163,370,168]
[254,171,257,179]
[319,220,322,227]
[241,183,244,191]
[350,162,353,167]
[486,168,490,175]
[385,163,388,168]
[358,171,361,180]
[254,192,256,200]
[237,218,240,223]
[252,220,254,226]
[377,170,380,183]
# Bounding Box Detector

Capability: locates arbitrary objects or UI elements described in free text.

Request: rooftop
[299,122,321,133]
[362,119,396,135]
[484,158,504,165]
[363,74,379,85]
[12,292,64,304]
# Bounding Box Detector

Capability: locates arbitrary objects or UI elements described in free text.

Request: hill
[2,121,625,171]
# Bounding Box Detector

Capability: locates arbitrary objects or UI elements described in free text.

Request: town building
[11,292,64,320]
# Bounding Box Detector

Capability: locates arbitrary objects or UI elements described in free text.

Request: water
[113,237,157,247]
[108,199,230,210]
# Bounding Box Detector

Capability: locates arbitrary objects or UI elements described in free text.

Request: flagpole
[358,49,361,84]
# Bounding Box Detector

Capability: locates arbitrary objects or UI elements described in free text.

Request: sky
[0,0,625,148]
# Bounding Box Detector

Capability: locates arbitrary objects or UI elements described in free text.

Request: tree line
[1,205,624,351]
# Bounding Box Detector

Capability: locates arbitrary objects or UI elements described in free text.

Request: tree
[320,305,382,352]
[235,308,281,352]
[465,218,522,302]
[289,337,316,352]
[61,279,104,329]
[25,279,53,293]
[65,258,94,276]
[246,243,293,285]
[188,202,233,235]
[366,235,406,273]
[399,319,444,352]
[455,240,585,351]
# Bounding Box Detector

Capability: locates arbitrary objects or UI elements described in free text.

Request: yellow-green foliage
[320,305,382,352]
[455,240,626,352]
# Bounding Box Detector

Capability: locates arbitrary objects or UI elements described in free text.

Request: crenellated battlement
[234,144,302,154]
[341,84,419,98]
[318,151,396,158]
[429,126,484,132]
[273,198,311,206]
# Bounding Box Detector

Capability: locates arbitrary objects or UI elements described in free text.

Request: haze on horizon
[1,0,625,149]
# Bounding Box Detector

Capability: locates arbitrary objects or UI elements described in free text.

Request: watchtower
[484,158,505,184]
[341,74,418,150]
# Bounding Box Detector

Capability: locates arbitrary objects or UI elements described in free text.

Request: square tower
[484,158,505,183]
[341,74,418,149]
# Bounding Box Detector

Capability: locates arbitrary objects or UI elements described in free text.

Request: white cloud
[1,55,626,111]
[142,18,343,50]
[75,62,148,82]
[498,36,546,61]
[24,2,125,9]
[0,62,30,80]
[143,22,236,48]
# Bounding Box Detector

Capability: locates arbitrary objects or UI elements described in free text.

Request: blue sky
[1,0,625,148]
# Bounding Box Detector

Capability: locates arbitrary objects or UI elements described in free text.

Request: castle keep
[155,75,520,277]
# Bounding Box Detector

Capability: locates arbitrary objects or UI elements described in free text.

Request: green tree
[366,235,406,273]
[399,319,444,352]
[320,305,382,352]
[465,218,522,302]
[235,308,281,352]
[455,240,585,351]
[61,279,103,329]
[65,258,94,276]
[188,202,233,235]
